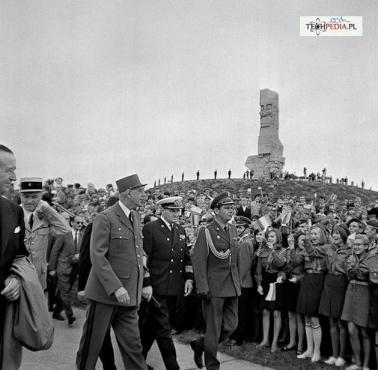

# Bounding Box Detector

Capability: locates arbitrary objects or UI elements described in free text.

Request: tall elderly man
[140,196,193,369]
[76,174,148,370]
[20,178,70,290]
[190,193,241,370]
[0,145,29,367]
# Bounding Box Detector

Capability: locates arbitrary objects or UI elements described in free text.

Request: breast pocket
[111,232,132,253]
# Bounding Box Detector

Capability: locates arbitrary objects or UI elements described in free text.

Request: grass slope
[152,178,378,204]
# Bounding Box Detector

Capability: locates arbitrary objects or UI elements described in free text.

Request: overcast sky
[1,0,377,190]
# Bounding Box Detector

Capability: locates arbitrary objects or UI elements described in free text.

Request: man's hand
[198,291,211,303]
[142,286,153,301]
[72,253,80,263]
[276,276,283,284]
[184,280,193,296]
[257,285,264,295]
[1,276,21,301]
[49,270,56,277]
[114,287,130,304]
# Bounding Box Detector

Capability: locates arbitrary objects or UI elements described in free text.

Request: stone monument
[245,89,285,179]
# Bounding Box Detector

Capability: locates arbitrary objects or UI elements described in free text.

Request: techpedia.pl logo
[300,16,363,36]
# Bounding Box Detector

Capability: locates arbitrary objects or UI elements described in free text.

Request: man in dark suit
[0,145,29,361]
[48,231,76,326]
[236,197,252,219]
[76,174,148,370]
[190,193,241,370]
[141,196,193,369]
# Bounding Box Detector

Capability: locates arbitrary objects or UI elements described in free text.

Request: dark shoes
[52,313,65,321]
[190,338,204,369]
[68,316,76,327]
[147,365,154,370]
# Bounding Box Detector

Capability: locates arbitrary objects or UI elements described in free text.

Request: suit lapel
[115,204,134,233]
[0,198,15,257]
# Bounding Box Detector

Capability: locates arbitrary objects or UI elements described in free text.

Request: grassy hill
[151,178,378,204]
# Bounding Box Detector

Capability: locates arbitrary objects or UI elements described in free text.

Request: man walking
[140,197,193,369]
[76,174,148,370]
[0,145,29,368]
[190,193,241,369]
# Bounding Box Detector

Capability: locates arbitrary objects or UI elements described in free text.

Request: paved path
[20,308,272,370]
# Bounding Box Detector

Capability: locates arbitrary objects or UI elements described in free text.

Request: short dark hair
[0,145,13,154]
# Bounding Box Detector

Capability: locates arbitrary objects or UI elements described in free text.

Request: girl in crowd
[319,226,351,367]
[341,234,371,370]
[250,229,266,343]
[255,228,287,352]
[296,225,327,363]
[282,232,305,355]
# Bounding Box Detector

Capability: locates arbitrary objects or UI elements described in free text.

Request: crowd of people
[2,142,378,370]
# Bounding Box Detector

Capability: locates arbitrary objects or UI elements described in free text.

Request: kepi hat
[19,177,43,193]
[116,174,146,193]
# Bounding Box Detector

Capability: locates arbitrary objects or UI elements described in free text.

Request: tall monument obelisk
[245,89,285,179]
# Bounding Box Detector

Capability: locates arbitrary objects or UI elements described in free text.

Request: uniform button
[136,245,139,248]
[171,249,174,251]
[169,270,172,273]
[171,259,173,262]
[179,270,182,273]
[137,254,140,257]
[118,228,121,230]
[180,259,183,262]
[167,238,170,241]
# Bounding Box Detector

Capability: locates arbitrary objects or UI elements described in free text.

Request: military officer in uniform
[141,196,193,370]
[20,177,70,290]
[76,174,148,370]
[190,193,241,370]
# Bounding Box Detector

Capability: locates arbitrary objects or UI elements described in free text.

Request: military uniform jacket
[143,218,193,296]
[85,203,144,307]
[23,204,70,290]
[192,220,241,298]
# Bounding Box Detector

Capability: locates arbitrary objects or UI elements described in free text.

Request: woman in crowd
[296,225,328,363]
[319,226,351,367]
[255,228,287,352]
[367,252,378,367]
[282,231,305,355]
[341,234,371,370]
[250,229,267,343]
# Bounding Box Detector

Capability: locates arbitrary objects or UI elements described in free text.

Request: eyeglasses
[75,221,84,224]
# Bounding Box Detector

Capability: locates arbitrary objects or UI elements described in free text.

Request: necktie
[74,231,78,248]
[29,214,34,230]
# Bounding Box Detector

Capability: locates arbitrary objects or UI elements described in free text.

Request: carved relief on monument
[245,89,285,179]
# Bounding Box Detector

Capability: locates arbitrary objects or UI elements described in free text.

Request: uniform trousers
[203,297,238,370]
[76,300,147,370]
[140,295,180,370]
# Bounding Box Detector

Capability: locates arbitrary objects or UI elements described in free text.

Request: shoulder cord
[204,227,231,260]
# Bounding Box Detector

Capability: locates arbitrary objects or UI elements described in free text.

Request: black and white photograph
[1,1,377,369]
